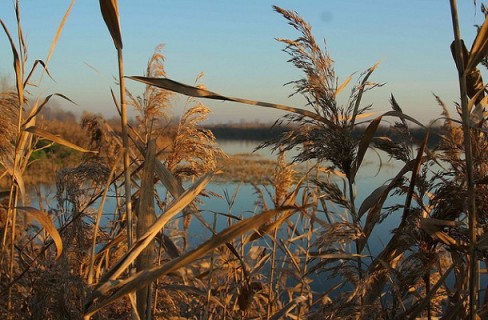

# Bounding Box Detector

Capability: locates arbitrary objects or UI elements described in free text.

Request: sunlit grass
[1,1,488,319]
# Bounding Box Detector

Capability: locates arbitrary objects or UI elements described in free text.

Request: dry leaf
[16,206,63,259]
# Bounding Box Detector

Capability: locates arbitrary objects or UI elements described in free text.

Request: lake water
[33,139,411,294]
[35,139,406,251]
[28,139,488,302]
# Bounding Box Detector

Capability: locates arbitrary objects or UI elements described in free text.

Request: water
[32,140,409,295]
[28,139,488,306]
[35,139,407,255]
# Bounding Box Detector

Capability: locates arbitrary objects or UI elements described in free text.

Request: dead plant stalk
[117,48,134,249]
[449,1,478,318]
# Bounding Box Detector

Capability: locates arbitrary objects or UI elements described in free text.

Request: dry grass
[2,1,488,320]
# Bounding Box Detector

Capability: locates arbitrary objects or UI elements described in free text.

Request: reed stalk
[136,139,156,319]
[117,48,134,249]
[99,0,134,271]
[5,4,25,315]
[449,1,478,318]
[266,227,278,319]
[204,210,217,318]
[296,209,313,318]
[87,153,121,284]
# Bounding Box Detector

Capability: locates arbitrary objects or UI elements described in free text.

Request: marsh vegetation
[1,1,488,319]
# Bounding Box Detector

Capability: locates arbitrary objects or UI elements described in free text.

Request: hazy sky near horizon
[0,1,484,124]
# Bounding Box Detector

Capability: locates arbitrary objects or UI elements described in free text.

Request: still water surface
[36,139,406,251]
[34,140,410,293]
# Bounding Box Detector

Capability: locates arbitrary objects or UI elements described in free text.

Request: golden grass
[2,1,488,319]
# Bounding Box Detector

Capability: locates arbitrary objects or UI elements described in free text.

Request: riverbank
[0,152,287,189]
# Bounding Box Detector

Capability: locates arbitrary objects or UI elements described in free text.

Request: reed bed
[1,1,488,319]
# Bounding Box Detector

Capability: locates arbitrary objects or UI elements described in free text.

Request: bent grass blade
[127,76,337,128]
[99,0,123,50]
[22,126,96,153]
[23,93,76,127]
[15,207,63,259]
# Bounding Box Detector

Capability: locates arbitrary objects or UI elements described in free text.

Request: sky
[0,1,485,124]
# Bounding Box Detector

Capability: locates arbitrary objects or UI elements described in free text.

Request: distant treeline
[206,124,443,146]
[38,105,444,147]
[206,124,290,141]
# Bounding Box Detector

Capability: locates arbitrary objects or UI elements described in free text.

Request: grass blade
[358,158,415,252]
[269,296,307,320]
[380,110,425,128]
[99,0,123,49]
[16,206,63,259]
[23,126,96,153]
[23,93,75,127]
[308,253,366,259]
[400,128,429,224]
[349,62,379,126]
[135,139,156,318]
[351,115,382,183]
[127,76,337,128]
[466,13,488,73]
[358,184,389,219]
[23,59,53,88]
[334,74,352,98]
[2,165,26,203]
[85,206,295,317]
[0,19,24,111]
[133,139,185,198]
[99,172,214,282]
[44,0,75,68]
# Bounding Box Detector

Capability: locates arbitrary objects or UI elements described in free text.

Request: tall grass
[0,1,79,318]
[2,1,488,319]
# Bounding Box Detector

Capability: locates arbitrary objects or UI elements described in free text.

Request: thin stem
[6,8,25,316]
[449,1,478,319]
[87,154,121,284]
[204,211,218,318]
[267,227,279,319]
[348,176,365,313]
[117,48,133,250]
[297,208,313,317]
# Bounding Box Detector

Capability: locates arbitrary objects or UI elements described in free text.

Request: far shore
[0,152,289,190]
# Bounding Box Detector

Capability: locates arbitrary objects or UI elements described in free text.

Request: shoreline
[0,153,285,189]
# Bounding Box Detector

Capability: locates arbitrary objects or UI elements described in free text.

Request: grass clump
[2,1,488,319]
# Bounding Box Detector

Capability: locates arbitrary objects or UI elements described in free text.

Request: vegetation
[1,1,488,319]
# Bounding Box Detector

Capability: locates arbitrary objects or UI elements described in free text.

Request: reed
[3,2,488,319]
[0,1,80,318]
[99,0,134,255]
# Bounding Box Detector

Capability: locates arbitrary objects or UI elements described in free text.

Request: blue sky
[0,1,484,124]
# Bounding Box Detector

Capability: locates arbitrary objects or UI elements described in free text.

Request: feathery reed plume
[127,44,173,141]
[272,151,296,207]
[166,101,225,180]
[272,6,337,119]
[165,80,226,233]
[0,92,19,171]
[80,113,119,165]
